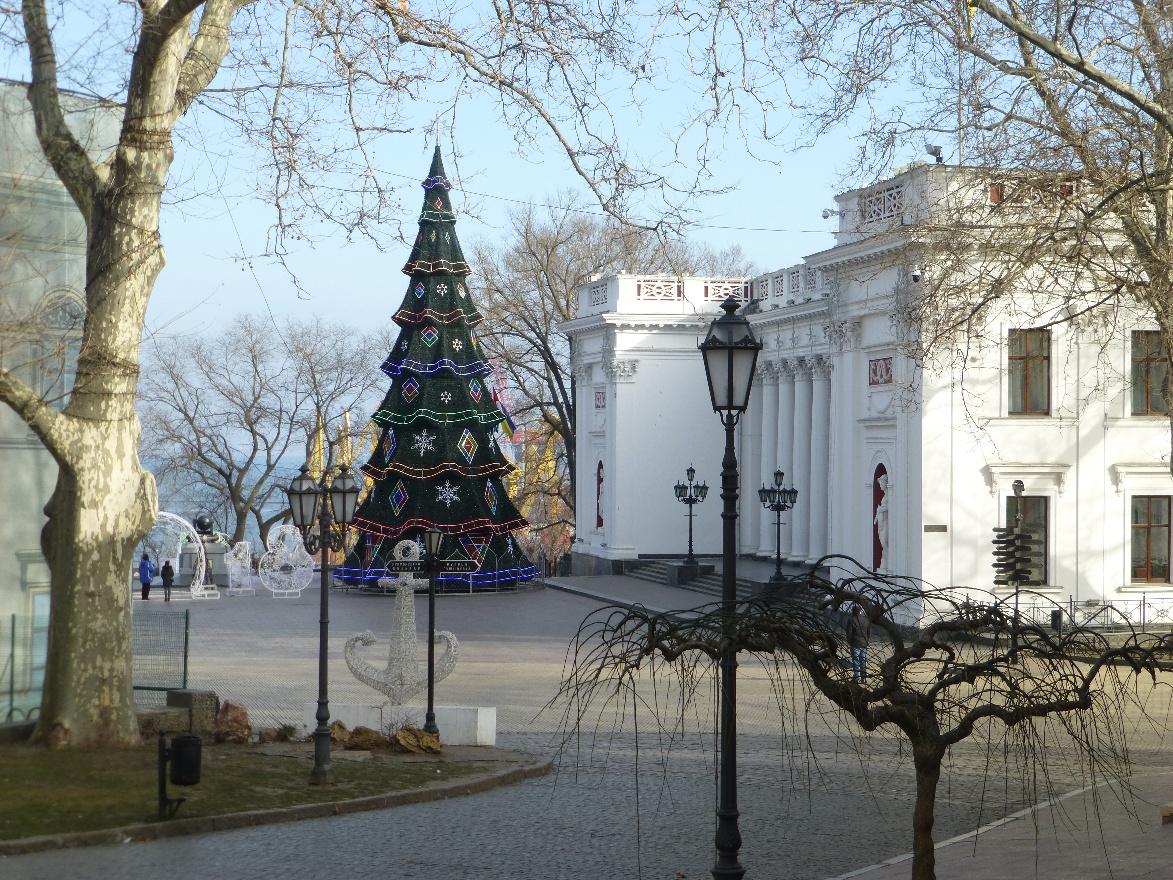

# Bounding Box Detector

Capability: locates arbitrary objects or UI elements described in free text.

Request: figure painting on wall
[596,460,605,529]
[873,465,889,572]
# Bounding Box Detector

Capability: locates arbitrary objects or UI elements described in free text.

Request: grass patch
[0,742,485,841]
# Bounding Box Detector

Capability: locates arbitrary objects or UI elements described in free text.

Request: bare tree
[0,0,780,747]
[138,314,388,548]
[557,557,1173,880]
[474,197,756,533]
[772,0,1173,447]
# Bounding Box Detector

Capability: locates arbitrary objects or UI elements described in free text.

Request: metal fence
[970,592,1173,633]
[132,609,190,706]
[3,607,191,721]
[2,610,48,723]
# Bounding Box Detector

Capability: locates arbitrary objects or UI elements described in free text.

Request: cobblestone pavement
[5,578,1173,879]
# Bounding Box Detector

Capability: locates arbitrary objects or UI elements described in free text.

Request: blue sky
[146,89,866,339]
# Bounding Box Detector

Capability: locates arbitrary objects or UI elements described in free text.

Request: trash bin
[169,735,202,786]
[1050,609,1063,632]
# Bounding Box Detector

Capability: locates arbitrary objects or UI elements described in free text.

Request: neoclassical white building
[563,162,1173,609]
[0,81,118,717]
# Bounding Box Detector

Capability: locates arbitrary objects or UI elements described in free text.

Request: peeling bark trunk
[910,743,944,880]
[33,137,170,747]
[36,426,157,747]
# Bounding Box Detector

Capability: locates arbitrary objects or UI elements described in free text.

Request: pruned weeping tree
[556,556,1173,880]
[0,0,786,747]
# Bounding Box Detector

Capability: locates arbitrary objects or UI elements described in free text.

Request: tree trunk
[910,744,943,880]
[32,133,170,746]
[35,419,158,747]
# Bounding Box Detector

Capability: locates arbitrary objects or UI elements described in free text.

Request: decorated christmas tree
[337,147,537,592]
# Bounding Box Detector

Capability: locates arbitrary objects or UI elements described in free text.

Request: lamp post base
[309,726,335,785]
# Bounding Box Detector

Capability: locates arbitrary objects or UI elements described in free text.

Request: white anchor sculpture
[344,540,459,704]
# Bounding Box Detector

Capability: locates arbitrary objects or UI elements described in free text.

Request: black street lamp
[674,465,709,565]
[286,462,360,785]
[422,526,444,737]
[758,469,799,582]
[699,295,762,880]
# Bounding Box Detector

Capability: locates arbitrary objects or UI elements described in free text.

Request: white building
[0,80,118,718]
[563,163,1173,610]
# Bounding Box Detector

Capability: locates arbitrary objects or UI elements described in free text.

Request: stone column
[757,363,780,557]
[775,363,796,559]
[807,357,832,563]
[790,360,814,562]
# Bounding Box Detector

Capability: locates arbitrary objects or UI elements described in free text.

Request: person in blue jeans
[138,553,157,600]
[846,604,869,683]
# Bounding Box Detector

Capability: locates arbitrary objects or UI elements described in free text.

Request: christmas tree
[337,147,537,592]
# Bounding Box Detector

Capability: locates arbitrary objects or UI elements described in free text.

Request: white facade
[564,163,1173,606]
[0,80,118,714]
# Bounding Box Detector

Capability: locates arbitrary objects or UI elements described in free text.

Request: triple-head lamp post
[759,470,799,582]
[699,295,763,880]
[674,465,709,565]
[286,462,360,785]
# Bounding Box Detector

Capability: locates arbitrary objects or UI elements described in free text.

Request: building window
[1132,496,1170,583]
[1008,329,1050,415]
[1006,494,1049,584]
[1131,330,1168,416]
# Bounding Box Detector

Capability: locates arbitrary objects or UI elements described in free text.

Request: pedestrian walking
[161,559,175,601]
[846,604,869,683]
[138,553,157,601]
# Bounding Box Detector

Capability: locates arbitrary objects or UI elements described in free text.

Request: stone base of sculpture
[300,702,495,746]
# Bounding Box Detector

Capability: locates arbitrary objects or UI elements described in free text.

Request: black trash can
[1050,609,1063,632]
[169,735,202,786]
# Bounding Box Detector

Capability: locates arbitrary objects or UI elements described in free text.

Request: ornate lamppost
[758,469,799,582]
[674,465,709,565]
[285,462,360,785]
[699,295,762,880]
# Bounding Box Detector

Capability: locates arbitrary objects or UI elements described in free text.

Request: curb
[0,755,552,857]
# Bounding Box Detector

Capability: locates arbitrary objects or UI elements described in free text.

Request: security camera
[925,144,943,164]
[910,267,924,283]
[821,208,839,220]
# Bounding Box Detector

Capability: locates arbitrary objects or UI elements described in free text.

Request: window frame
[1131,330,1169,417]
[1007,328,1051,416]
[1006,494,1050,585]
[1131,495,1171,584]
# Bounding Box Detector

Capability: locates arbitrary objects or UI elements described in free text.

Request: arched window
[34,290,85,412]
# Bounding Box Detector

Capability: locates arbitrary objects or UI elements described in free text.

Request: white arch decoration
[258,525,315,598]
[139,512,220,600]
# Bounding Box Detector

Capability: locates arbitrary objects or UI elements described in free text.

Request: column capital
[810,354,833,379]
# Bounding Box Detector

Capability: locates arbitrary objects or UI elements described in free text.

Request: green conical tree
[339,148,536,591]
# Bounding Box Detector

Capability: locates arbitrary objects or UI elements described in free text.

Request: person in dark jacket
[161,559,175,601]
[846,604,869,683]
[138,553,157,600]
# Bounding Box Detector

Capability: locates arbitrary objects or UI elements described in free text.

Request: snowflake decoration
[440,391,453,404]
[411,429,436,457]
[400,339,409,351]
[451,339,463,351]
[436,283,448,297]
[436,481,460,508]
[488,434,498,453]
